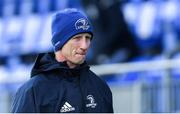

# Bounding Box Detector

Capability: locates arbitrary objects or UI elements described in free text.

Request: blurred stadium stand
[0,0,180,113]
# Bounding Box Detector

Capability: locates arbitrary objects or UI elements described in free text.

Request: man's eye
[73,36,80,39]
[73,36,81,41]
[86,36,92,40]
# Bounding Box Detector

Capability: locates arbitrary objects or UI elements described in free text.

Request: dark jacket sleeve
[103,81,114,113]
[11,84,38,113]
[108,90,114,113]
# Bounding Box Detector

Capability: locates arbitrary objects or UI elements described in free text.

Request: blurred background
[0,0,180,113]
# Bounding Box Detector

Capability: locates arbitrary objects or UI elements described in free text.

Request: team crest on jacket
[75,18,90,30]
[86,95,97,108]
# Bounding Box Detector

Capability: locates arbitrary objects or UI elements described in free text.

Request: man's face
[60,33,92,67]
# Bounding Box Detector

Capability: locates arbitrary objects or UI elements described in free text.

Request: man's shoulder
[17,74,48,92]
[88,70,105,83]
[86,70,113,102]
[87,70,111,90]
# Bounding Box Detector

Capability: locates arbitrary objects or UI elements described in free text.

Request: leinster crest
[86,95,97,108]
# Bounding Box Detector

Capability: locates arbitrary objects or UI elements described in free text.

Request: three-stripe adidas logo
[60,102,75,112]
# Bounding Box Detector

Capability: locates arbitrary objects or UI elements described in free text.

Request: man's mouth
[76,51,86,55]
[77,54,85,57]
[76,53,86,58]
[78,53,86,55]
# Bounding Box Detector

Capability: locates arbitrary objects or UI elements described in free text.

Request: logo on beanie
[75,18,90,30]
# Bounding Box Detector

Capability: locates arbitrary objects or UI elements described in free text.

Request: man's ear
[55,50,66,62]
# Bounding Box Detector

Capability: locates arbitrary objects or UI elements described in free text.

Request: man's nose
[80,38,90,50]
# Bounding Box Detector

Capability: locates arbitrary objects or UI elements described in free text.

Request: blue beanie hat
[51,8,93,51]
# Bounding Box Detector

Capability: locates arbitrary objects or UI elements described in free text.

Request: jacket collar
[30,52,89,77]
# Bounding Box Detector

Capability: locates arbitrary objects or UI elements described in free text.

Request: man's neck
[66,61,78,69]
[55,53,77,69]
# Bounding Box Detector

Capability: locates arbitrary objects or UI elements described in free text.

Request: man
[11,8,113,113]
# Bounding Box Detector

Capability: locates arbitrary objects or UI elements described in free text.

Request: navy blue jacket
[11,52,113,113]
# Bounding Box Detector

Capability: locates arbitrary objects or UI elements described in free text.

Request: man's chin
[74,59,85,65]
